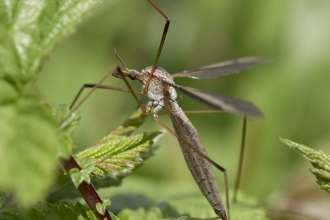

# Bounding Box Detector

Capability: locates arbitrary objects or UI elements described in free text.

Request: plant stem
[61,156,112,220]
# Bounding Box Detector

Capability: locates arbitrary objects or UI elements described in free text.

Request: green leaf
[0,190,11,210]
[69,158,95,187]
[53,105,80,135]
[96,197,111,215]
[0,201,98,220]
[48,109,161,201]
[69,168,91,187]
[0,0,102,206]
[280,137,330,193]
[95,203,103,215]
[0,89,59,206]
[109,108,149,135]
[76,157,97,174]
[53,104,81,158]
[0,0,101,82]
[113,197,268,220]
[75,108,161,179]
[114,196,268,220]
[100,176,268,220]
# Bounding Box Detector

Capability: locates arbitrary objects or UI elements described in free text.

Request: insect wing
[162,81,263,118]
[171,57,268,79]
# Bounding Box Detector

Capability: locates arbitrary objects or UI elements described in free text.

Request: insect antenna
[114,48,129,71]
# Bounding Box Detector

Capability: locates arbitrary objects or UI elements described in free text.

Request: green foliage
[0,0,101,208]
[115,199,267,220]
[0,191,11,210]
[54,104,81,158]
[96,197,111,215]
[0,201,98,220]
[50,108,161,201]
[99,176,268,220]
[280,137,330,194]
[75,108,160,179]
[69,167,92,187]
[0,87,59,206]
[29,108,160,218]
[0,0,277,218]
[69,158,95,187]
[0,0,101,82]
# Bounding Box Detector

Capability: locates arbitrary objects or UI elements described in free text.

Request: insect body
[112,58,265,220]
[65,1,267,219]
[100,0,265,218]
[114,65,227,219]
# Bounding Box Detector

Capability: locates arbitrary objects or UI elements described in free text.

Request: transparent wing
[162,80,263,118]
[171,57,268,79]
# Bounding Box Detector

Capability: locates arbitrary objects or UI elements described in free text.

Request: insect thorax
[139,66,177,116]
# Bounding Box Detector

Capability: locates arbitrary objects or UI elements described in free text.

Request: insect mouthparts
[111,69,123,79]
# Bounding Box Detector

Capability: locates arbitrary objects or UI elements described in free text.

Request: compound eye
[129,70,139,80]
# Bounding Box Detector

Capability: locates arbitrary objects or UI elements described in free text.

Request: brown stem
[61,156,112,220]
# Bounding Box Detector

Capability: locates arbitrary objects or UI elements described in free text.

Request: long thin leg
[70,84,141,110]
[69,66,120,112]
[143,0,170,94]
[61,66,122,124]
[233,116,247,203]
[154,117,230,220]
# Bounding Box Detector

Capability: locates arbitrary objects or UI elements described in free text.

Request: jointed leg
[64,66,141,125]
[143,0,171,94]
[233,116,247,203]
[69,66,121,112]
[70,84,140,110]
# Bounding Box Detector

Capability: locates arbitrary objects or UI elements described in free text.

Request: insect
[112,54,265,220]
[70,1,266,219]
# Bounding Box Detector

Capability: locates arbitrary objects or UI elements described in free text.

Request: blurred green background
[37,0,330,218]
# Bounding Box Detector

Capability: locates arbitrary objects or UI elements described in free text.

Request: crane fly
[111,51,265,220]
[69,1,266,219]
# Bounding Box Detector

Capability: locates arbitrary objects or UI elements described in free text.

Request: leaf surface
[0,0,101,206]
[0,202,99,220]
[281,137,330,193]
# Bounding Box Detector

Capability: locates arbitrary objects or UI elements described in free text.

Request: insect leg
[143,0,170,94]
[233,116,247,203]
